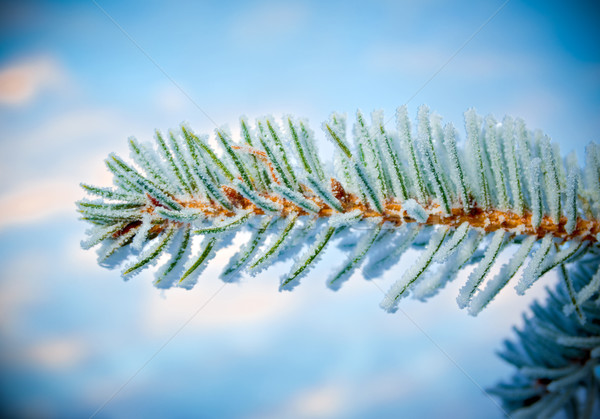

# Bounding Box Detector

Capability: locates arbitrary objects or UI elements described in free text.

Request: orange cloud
[0,55,66,106]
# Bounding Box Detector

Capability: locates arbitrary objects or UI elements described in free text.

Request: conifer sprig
[489,249,600,418]
[78,106,600,317]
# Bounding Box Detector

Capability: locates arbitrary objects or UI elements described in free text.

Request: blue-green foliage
[489,248,600,418]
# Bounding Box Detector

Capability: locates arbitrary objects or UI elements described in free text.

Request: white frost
[403,198,428,223]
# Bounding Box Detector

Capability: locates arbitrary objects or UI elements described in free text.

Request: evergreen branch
[78,107,600,319]
[489,250,600,417]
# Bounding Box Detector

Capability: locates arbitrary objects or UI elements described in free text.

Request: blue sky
[0,1,599,418]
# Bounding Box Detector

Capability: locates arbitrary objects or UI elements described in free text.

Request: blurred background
[0,0,599,417]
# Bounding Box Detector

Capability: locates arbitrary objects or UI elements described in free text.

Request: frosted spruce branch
[78,106,600,316]
[489,248,600,418]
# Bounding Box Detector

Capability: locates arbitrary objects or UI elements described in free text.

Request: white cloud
[137,229,303,335]
[0,105,143,228]
[253,349,450,419]
[0,152,111,232]
[10,107,135,153]
[230,1,309,43]
[364,42,537,79]
[0,55,68,106]
[153,83,189,114]
[283,383,345,418]
[0,254,48,334]
[25,337,88,369]
[253,382,346,419]
[140,273,299,336]
[503,88,564,134]
[0,178,81,230]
